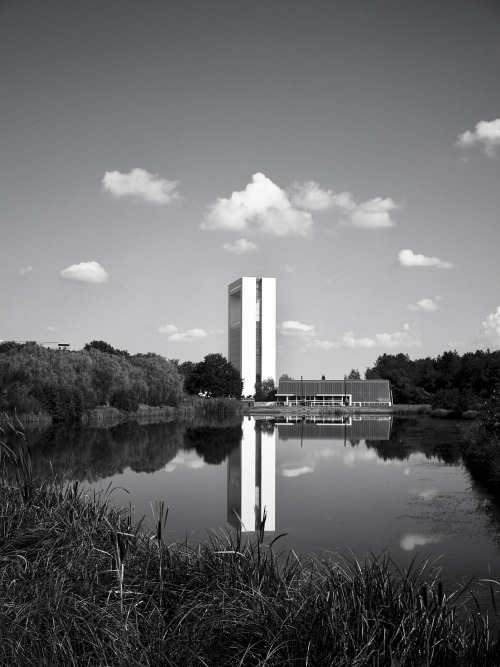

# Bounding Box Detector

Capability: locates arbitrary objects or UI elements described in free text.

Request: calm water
[28,415,500,586]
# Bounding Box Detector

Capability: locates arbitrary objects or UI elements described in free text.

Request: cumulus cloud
[158,324,208,343]
[400,534,442,552]
[281,466,314,478]
[289,181,350,211]
[456,118,500,157]
[102,167,180,204]
[349,197,398,228]
[480,306,500,348]
[18,266,33,275]
[60,261,109,284]
[407,297,440,312]
[222,238,258,254]
[279,320,316,336]
[398,249,454,269]
[290,181,399,228]
[202,173,313,237]
[311,323,421,350]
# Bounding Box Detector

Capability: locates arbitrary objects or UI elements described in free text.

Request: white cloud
[456,118,500,157]
[202,172,313,237]
[480,306,500,348]
[158,324,208,343]
[60,261,109,284]
[102,167,180,204]
[407,298,439,312]
[222,238,258,254]
[18,266,33,275]
[290,181,399,228]
[46,326,57,332]
[311,323,421,350]
[289,181,350,211]
[400,534,442,552]
[279,320,316,336]
[350,197,398,228]
[281,466,314,478]
[398,249,454,269]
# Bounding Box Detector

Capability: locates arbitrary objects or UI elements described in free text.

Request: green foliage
[279,373,294,381]
[366,350,500,407]
[83,339,130,357]
[0,342,184,422]
[347,368,361,379]
[254,377,276,401]
[184,353,243,398]
[462,386,500,486]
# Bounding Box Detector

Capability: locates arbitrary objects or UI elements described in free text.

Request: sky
[1,0,499,380]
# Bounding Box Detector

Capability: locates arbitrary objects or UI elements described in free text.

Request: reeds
[1,420,500,666]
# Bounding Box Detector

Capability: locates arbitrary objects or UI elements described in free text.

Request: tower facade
[228,277,276,397]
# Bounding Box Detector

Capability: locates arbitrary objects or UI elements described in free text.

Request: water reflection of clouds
[408,487,439,500]
[281,466,314,478]
[164,453,206,472]
[400,533,442,551]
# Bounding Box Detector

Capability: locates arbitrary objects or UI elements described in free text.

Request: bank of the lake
[1,476,500,667]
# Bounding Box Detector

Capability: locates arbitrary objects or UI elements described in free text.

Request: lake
[27,414,500,588]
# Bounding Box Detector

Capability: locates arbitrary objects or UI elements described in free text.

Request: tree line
[0,341,242,423]
[364,349,500,409]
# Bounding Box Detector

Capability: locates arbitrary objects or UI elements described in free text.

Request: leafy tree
[184,353,242,398]
[255,377,276,401]
[84,340,130,357]
[279,373,294,381]
[347,369,361,380]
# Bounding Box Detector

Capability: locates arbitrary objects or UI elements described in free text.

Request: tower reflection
[227,418,276,533]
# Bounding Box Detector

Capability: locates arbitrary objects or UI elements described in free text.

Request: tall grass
[1,420,500,666]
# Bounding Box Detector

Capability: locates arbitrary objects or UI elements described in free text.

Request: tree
[347,369,361,380]
[255,377,276,401]
[184,353,243,398]
[84,340,130,357]
[279,374,294,381]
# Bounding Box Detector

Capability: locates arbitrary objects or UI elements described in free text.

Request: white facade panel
[228,276,276,397]
[260,277,276,385]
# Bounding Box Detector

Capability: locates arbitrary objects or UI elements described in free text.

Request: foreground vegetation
[2,420,500,666]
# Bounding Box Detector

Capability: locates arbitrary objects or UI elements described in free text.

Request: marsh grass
[2,420,500,666]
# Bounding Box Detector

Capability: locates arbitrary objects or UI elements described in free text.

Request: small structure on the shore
[276,379,392,407]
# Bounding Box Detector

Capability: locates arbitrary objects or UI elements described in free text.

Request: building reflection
[227,418,276,533]
[226,416,392,535]
[276,415,393,443]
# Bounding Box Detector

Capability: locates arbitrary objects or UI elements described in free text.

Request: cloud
[398,249,454,269]
[60,261,109,284]
[158,324,208,343]
[18,266,33,275]
[281,466,314,478]
[480,306,500,348]
[102,168,180,204]
[279,320,316,336]
[222,238,258,254]
[349,197,398,228]
[202,172,313,237]
[407,297,440,312]
[289,181,350,211]
[46,326,57,332]
[400,534,442,552]
[456,118,500,157]
[290,181,399,228]
[311,323,421,350]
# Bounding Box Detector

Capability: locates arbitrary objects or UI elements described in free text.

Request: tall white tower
[228,277,276,397]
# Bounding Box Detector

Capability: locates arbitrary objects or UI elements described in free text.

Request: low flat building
[276,379,392,407]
